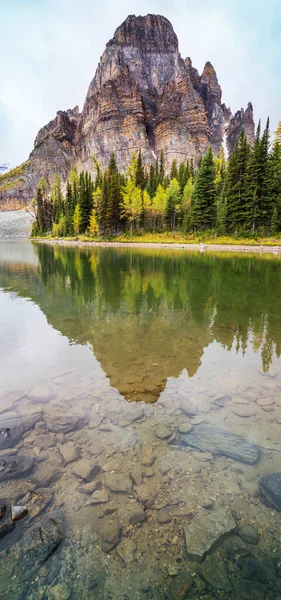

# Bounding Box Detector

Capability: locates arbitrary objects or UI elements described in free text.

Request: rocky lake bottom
[1,241,281,600]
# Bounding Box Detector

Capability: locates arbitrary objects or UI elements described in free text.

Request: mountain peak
[110,14,178,52]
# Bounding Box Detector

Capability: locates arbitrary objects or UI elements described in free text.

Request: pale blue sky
[0,0,280,167]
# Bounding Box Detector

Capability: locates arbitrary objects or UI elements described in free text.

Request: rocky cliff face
[226,103,255,154]
[0,14,255,208]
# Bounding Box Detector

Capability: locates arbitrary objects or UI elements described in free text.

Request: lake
[1,240,281,599]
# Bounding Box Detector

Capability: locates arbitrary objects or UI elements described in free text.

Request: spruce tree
[135,151,145,189]
[190,147,216,230]
[225,129,251,233]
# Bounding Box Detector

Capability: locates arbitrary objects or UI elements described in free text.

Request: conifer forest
[31,120,281,239]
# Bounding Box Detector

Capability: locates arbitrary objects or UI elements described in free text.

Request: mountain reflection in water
[1,241,281,403]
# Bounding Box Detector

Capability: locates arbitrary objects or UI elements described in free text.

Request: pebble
[117,538,137,564]
[47,582,71,600]
[129,507,146,525]
[231,406,256,418]
[72,459,99,481]
[178,422,193,434]
[136,482,158,506]
[154,424,172,439]
[102,459,121,472]
[189,416,205,425]
[131,465,143,485]
[169,571,194,599]
[140,447,155,466]
[59,443,80,464]
[168,564,181,577]
[157,508,172,524]
[257,398,274,407]
[11,505,28,522]
[100,519,121,552]
[193,451,212,462]
[143,467,154,477]
[89,488,109,504]
[237,525,259,545]
[105,473,133,493]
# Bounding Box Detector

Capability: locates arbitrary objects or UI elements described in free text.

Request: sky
[0,0,280,168]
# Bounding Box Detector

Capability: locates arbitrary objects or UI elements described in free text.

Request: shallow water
[1,240,281,599]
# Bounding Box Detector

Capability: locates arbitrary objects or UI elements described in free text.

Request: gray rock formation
[0,14,255,208]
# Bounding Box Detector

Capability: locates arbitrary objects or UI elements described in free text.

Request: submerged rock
[237,525,259,545]
[184,507,236,561]
[131,465,143,485]
[45,414,86,434]
[47,583,71,600]
[169,571,194,599]
[129,507,146,525]
[105,473,132,493]
[0,455,34,482]
[16,489,53,521]
[234,579,266,600]
[136,482,158,507]
[154,424,172,439]
[199,555,233,592]
[100,519,121,552]
[59,443,80,464]
[259,472,281,511]
[0,522,15,540]
[117,538,137,564]
[0,413,41,449]
[72,459,99,482]
[28,386,55,403]
[115,407,144,427]
[21,513,63,578]
[181,423,260,464]
[89,488,109,504]
[11,505,28,522]
[241,556,276,584]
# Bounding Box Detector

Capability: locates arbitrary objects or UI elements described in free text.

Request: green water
[1,240,281,599]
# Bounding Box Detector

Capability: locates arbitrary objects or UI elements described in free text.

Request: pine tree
[245,119,271,232]
[268,141,281,231]
[225,129,251,233]
[170,159,178,181]
[190,147,216,230]
[135,151,145,189]
[159,151,165,183]
[165,178,181,229]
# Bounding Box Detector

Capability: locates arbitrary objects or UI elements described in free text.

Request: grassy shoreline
[32,232,281,254]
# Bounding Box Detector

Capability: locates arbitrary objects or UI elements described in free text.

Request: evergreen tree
[190,147,216,230]
[225,129,251,233]
[245,119,271,231]
[170,159,178,181]
[135,151,145,189]
[268,141,281,231]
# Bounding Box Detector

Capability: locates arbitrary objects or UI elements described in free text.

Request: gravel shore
[0,210,32,238]
[34,238,281,254]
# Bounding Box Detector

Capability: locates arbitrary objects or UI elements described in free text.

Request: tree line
[31,119,281,238]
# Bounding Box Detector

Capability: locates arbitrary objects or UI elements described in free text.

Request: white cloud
[0,0,279,167]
